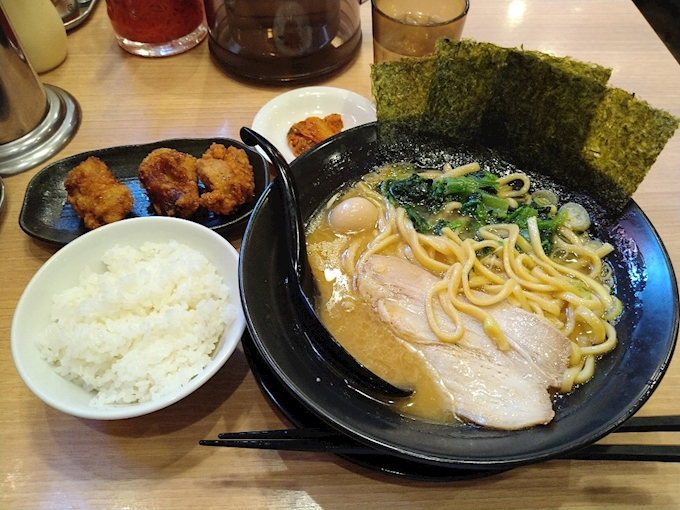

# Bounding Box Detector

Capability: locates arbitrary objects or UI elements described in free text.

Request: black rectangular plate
[19,138,271,245]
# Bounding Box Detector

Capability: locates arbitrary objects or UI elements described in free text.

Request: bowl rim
[11,216,246,420]
[251,86,377,163]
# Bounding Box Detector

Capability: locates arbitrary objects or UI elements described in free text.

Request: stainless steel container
[0,2,80,175]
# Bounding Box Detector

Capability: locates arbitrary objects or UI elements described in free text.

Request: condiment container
[0,0,68,73]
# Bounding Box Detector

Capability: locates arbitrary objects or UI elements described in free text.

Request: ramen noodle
[307,161,622,426]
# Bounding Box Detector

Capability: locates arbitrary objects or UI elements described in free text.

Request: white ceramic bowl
[251,86,377,163]
[11,217,246,420]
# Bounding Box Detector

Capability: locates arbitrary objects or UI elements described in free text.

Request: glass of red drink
[105,0,207,57]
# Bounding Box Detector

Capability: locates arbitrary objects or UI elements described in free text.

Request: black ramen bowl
[239,122,678,471]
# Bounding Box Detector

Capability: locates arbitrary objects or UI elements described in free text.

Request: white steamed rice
[38,240,235,407]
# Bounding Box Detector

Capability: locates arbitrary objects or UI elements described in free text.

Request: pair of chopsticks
[561,415,680,462]
[200,427,374,456]
[199,415,680,462]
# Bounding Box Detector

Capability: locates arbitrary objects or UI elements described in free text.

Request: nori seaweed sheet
[528,50,612,83]
[370,38,679,214]
[479,47,611,190]
[424,39,510,143]
[370,56,436,133]
[579,87,680,211]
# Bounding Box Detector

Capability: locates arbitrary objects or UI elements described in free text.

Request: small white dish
[251,86,377,163]
[11,216,245,420]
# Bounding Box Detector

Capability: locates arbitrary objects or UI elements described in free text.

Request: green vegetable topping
[379,169,567,254]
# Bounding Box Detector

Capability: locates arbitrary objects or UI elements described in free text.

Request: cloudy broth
[306,196,457,424]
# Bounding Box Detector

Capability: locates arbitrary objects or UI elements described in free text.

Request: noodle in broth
[306,161,621,425]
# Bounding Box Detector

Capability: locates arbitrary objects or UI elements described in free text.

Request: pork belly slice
[356,255,571,429]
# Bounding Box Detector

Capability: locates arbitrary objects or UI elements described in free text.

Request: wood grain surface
[1,1,678,508]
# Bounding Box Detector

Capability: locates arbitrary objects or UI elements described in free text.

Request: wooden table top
[1,1,678,508]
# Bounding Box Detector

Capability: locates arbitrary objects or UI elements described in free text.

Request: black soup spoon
[240,127,412,400]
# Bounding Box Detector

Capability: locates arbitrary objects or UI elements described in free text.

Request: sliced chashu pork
[356,255,572,429]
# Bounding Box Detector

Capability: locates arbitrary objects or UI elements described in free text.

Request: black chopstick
[216,428,342,440]
[199,427,372,455]
[199,415,680,462]
[562,444,680,462]
[614,414,680,433]
[561,415,680,462]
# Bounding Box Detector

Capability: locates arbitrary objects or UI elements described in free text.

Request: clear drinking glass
[105,0,207,57]
[371,0,468,63]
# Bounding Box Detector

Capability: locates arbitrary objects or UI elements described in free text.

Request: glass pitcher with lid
[204,0,365,83]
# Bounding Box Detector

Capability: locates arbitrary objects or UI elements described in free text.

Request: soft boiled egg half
[328,197,379,234]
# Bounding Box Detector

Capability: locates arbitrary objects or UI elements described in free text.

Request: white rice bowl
[11,217,245,420]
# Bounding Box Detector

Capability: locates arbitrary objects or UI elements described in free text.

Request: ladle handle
[240,127,413,400]
[240,127,309,287]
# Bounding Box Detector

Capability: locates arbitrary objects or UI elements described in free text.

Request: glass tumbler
[105,0,207,57]
[371,0,468,63]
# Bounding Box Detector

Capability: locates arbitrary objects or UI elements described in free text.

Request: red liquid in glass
[106,0,205,44]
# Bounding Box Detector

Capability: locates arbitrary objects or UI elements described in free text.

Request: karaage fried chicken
[138,148,200,218]
[197,143,255,216]
[287,113,343,157]
[64,156,134,230]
